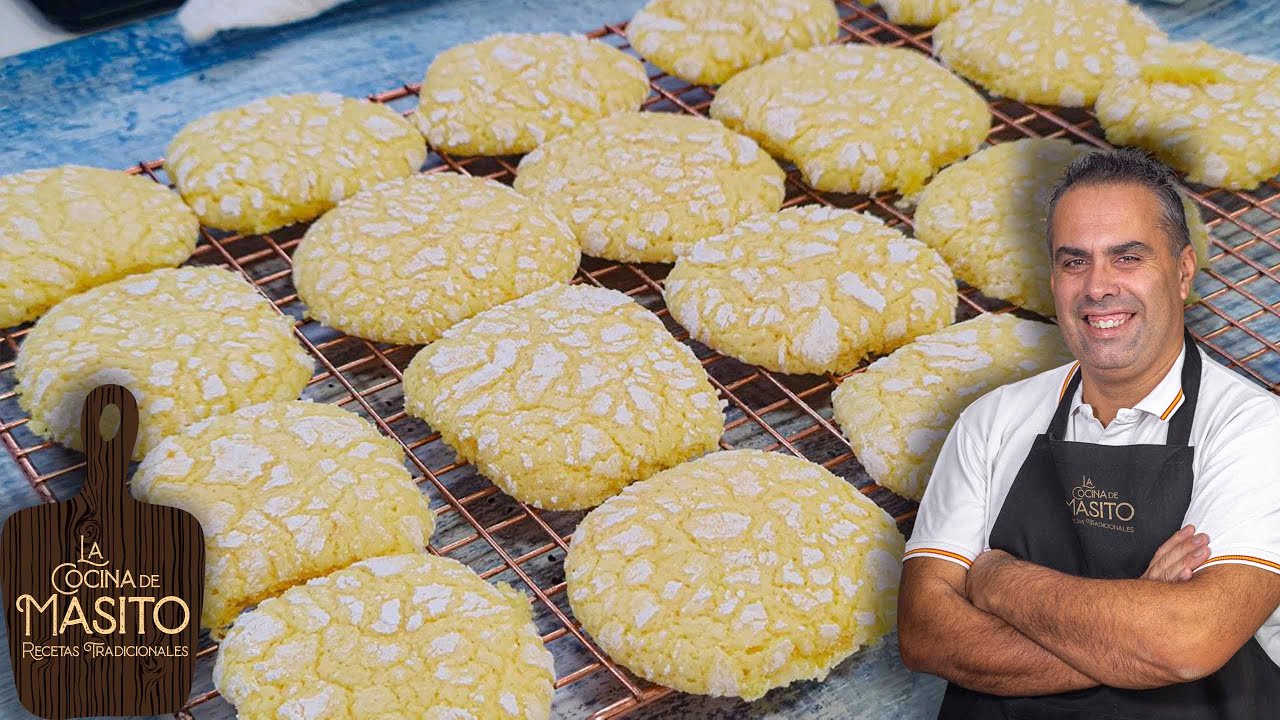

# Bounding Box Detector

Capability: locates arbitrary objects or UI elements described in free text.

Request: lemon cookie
[934,0,1167,107]
[416,33,650,156]
[627,0,838,86]
[133,401,435,636]
[15,267,313,460]
[710,44,989,195]
[832,313,1072,500]
[0,166,198,329]
[664,206,956,375]
[878,0,971,27]
[214,553,555,720]
[293,172,579,344]
[913,138,1210,317]
[403,283,724,510]
[513,112,784,263]
[167,92,426,234]
[565,448,903,700]
[1097,41,1280,190]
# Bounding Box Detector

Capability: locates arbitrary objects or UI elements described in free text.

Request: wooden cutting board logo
[0,385,204,719]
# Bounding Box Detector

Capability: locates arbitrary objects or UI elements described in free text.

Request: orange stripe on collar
[1058,362,1080,403]
[1159,388,1184,421]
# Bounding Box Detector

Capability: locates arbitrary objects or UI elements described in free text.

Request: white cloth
[904,343,1280,665]
[177,0,355,42]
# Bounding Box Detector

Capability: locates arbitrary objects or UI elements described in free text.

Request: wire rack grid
[1,2,1278,718]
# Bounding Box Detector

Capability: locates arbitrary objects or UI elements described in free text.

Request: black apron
[939,331,1280,719]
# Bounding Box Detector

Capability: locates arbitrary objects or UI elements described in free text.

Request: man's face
[1049,183,1195,378]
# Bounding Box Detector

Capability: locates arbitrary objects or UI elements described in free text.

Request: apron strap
[1048,329,1202,446]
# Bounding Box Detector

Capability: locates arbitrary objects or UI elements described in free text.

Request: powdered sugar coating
[514,112,784,263]
[167,93,426,233]
[293,172,580,344]
[710,44,989,195]
[934,0,1167,107]
[15,267,313,460]
[565,449,903,700]
[1096,41,1280,190]
[664,205,956,375]
[403,284,725,510]
[831,313,1072,500]
[133,401,435,636]
[879,0,972,27]
[415,33,649,156]
[627,0,837,86]
[214,553,553,720]
[0,165,198,328]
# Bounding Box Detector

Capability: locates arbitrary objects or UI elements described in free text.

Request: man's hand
[1142,524,1210,582]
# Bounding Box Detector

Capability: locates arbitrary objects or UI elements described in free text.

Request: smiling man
[897,148,1280,718]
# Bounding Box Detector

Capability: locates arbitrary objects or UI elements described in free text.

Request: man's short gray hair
[1045,147,1190,257]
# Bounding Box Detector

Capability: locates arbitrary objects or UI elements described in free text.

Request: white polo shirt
[904,343,1280,665]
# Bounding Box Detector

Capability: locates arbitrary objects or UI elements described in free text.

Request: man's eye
[1063,258,1085,268]
[1117,255,1140,263]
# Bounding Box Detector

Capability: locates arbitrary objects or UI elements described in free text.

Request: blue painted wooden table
[1,1,1277,718]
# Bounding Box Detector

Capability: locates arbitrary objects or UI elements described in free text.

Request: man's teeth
[1088,314,1130,329]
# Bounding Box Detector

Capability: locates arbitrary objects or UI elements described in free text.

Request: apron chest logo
[1066,476,1136,532]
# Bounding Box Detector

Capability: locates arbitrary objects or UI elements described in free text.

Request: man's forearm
[969,554,1191,688]
[900,561,1099,696]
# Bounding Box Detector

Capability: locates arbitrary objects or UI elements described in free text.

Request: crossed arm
[898,526,1280,694]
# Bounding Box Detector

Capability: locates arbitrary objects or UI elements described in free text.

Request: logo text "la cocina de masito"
[14,535,191,641]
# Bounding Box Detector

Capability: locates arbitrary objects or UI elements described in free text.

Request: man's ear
[1178,243,1197,301]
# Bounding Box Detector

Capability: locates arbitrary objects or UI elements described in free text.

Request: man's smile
[1084,312,1134,330]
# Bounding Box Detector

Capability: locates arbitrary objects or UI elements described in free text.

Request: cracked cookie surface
[565,448,903,700]
[134,401,436,636]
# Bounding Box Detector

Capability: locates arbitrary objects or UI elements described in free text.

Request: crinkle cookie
[710,44,989,195]
[1096,41,1280,190]
[832,313,1071,501]
[879,0,971,27]
[133,401,436,637]
[0,166,198,328]
[15,267,313,460]
[664,206,956,375]
[565,448,904,700]
[403,283,725,510]
[166,92,426,233]
[627,0,838,86]
[415,33,650,156]
[293,172,580,344]
[913,138,1210,317]
[513,112,784,263]
[933,0,1167,107]
[213,553,555,720]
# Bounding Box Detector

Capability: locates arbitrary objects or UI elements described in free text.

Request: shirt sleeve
[1186,401,1280,578]
[903,411,990,571]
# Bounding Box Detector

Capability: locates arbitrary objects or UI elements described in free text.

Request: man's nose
[1083,261,1121,302]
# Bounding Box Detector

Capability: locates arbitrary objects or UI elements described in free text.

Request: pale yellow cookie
[513,112,784,263]
[832,313,1072,500]
[15,267,313,460]
[0,165,198,329]
[627,0,838,85]
[664,205,957,375]
[1097,41,1280,190]
[403,283,725,510]
[913,138,1210,317]
[214,553,555,720]
[710,44,989,195]
[293,172,580,344]
[167,92,426,233]
[565,448,904,700]
[934,0,1167,107]
[133,401,436,637]
[415,33,650,156]
[879,0,972,27]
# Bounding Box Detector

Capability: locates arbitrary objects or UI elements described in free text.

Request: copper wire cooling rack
[2,2,1279,717]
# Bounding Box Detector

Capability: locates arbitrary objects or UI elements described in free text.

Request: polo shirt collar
[1068,343,1188,423]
